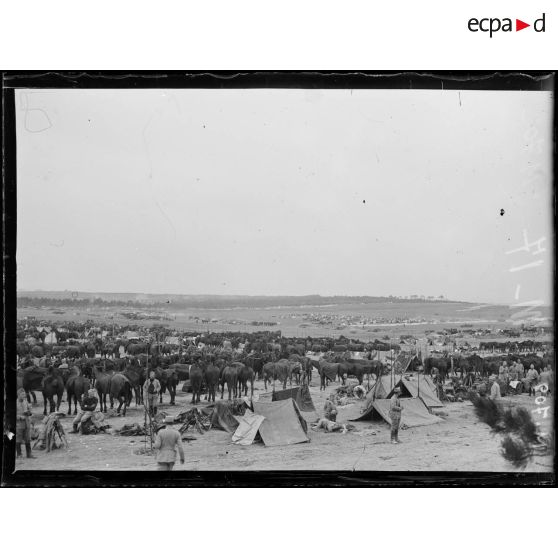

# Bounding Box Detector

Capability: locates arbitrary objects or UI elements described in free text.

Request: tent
[366,375,395,401]
[271,385,319,422]
[251,399,309,447]
[209,400,249,433]
[44,332,57,345]
[393,353,420,373]
[352,397,443,428]
[387,376,443,410]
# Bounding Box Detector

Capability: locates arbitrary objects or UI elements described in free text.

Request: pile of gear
[175,408,213,434]
[34,413,68,452]
[332,382,366,405]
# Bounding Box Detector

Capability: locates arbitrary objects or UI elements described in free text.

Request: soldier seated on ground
[323,396,338,422]
[73,389,109,434]
[312,418,347,433]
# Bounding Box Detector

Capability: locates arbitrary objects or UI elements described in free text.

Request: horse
[42,367,65,415]
[316,361,340,391]
[189,361,204,404]
[94,365,112,413]
[21,365,46,405]
[109,373,132,416]
[65,366,91,414]
[154,367,178,405]
[123,365,146,406]
[237,365,255,398]
[220,365,239,400]
[204,362,221,403]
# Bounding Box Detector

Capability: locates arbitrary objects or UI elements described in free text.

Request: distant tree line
[17,294,456,310]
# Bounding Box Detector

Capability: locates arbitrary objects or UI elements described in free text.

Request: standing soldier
[143,370,161,417]
[525,364,540,397]
[16,388,36,459]
[514,359,525,381]
[490,375,501,400]
[154,425,185,471]
[389,387,402,444]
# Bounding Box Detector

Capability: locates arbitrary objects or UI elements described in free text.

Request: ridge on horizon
[16,289,502,305]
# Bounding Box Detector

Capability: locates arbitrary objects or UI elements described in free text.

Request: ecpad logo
[468,13,545,37]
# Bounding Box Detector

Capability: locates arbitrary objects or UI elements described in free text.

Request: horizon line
[15,289,518,306]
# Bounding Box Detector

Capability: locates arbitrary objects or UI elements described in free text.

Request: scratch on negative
[154,200,177,239]
[352,444,366,472]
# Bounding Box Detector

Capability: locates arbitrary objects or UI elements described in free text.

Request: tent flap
[232,410,265,445]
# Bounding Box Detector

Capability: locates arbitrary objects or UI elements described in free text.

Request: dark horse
[21,365,46,405]
[155,368,178,405]
[94,366,112,412]
[237,366,255,398]
[42,367,65,415]
[66,366,91,414]
[204,361,221,403]
[189,361,204,404]
[109,373,132,416]
[123,365,146,406]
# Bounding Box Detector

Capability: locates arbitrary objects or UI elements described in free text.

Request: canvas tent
[44,332,57,345]
[365,375,395,401]
[393,353,419,373]
[387,376,443,410]
[353,397,443,428]
[249,399,309,447]
[271,385,319,422]
[209,400,249,433]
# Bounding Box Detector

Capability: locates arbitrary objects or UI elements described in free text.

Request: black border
[2,71,556,487]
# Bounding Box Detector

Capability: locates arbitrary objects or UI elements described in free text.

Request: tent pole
[390,347,393,390]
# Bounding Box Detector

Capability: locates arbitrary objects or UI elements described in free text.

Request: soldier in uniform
[389,387,402,444]
[16,388,36,459]
[143,370,161,417]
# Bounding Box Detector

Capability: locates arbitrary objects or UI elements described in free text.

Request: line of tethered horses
[16,333,554,418]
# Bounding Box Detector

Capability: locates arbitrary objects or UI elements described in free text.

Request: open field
[13,375,553,472]
[17,300,552,343]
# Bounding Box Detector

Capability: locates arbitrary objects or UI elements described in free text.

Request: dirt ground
[13,377,554,473]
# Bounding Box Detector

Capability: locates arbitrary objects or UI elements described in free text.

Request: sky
[16,88,553,305]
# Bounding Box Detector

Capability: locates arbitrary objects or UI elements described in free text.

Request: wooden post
[390,347,394,390]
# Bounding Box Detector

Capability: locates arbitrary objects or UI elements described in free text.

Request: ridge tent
[387,376,443,410]
[251,399,309,447]
[365,375,395,402]
[352,397,443,428]
[271,385,319,422]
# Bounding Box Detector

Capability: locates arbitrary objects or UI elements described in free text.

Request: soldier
[16,388,36,459]
[143,370,161,416]
[323,395,338,422]
[389,387,402,444]
[153,425,185,471]
[490,375,501,400]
